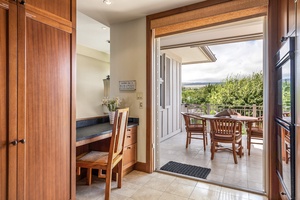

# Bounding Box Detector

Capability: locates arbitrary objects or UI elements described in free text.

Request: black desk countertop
[76,122,138,142]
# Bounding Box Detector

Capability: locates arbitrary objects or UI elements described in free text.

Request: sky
[181,40,263,83]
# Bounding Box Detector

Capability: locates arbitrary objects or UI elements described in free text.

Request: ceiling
[77,1,264,62]
[77,0,207,26]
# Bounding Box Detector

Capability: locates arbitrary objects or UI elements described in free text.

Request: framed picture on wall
[119,80,136,91]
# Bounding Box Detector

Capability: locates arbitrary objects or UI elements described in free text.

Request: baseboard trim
[134,162,151,173]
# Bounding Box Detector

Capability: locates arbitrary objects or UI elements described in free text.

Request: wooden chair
[246,117,263,155]
[76,108,129,200]
[284,130,290,164]
[210,118,243,164]
[181,112,207,150]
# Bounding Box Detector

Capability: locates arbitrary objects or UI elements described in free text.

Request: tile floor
[76,131,266,200]
[159,131,264,192]
[76,170,268,200]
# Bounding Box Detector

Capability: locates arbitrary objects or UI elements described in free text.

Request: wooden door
[17,5,76,200]
[0,1,18,199]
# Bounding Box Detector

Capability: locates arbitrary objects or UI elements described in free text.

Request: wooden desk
[76,122,138,146]
[76,122,139,174]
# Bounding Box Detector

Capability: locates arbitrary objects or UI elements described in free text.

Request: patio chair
[246,117,263,155]
[76,108,129,200]
[210,118,243,164]
[181,112,208,150]
[284,130,290,164]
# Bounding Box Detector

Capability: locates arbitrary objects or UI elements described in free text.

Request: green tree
[182,72,263,106]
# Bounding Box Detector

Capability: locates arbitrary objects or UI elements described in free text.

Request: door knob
[19,139,26,144]
[10,140,18,145]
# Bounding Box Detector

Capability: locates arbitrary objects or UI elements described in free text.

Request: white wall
[110,18,147,163]
[76,45,110,119]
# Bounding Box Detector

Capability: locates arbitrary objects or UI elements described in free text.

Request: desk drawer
[124,126,137,146]
[123,143,137,168]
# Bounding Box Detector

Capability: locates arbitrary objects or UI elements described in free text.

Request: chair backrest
[211,118,242,137]
[249,117,263,130]
[108,108,129,163]
[181,112,206,127]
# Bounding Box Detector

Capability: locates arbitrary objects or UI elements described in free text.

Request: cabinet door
[23,0,75,23]
[0,1,17,199]
[278,0,296,42]
[0,2,8,200]
[17,5,75,200]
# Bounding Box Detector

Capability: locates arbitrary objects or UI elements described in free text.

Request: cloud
[182,40,263,82]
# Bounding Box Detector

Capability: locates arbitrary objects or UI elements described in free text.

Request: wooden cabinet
[278,0,296,44]
[0,0,76,199]
[123,126,137,174]
[0,2,11,199]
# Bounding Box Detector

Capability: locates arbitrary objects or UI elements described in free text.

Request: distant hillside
[182,82,223,88]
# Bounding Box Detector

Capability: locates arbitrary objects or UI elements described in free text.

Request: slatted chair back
[211,118,242,139]
[108,108,129,164]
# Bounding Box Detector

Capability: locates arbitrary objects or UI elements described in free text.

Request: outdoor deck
[159,131,264,192]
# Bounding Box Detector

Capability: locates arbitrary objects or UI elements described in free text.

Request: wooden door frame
[145,0,280,199]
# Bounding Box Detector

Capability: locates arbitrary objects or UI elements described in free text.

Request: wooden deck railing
[183,104,263,117]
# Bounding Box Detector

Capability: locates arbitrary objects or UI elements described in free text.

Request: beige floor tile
[165,182,195,198]
[248,193,268,200]
[206,173,224,182]
[143,177,174,192]
[173,177,198,187]
[131,187,163,200]
[189,187,220,200]
[111,181,141,197]
[226,163,248,172]
[110,193,132,200]
[160,132,264,192]
[76,185,105,200]
[218,192,248,200]
[247,181,263,191]
[220,187,249,199]
[224,170,248,181]
[159,192,189,200]
[196,181,222,191]
[123,173,152,185]
[153,172,177,181]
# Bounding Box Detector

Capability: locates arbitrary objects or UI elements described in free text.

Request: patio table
[188,113,259,155]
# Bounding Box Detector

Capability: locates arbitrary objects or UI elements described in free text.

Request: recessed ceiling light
[103,0,112,5]
[102,27,107,30]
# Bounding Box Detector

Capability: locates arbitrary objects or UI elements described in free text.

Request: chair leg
[203,135,206,151]
[239,140,243,158]
[211,142,215,160]
[247,135,251,155]
[117,160,123,188]
[186,132,189,148]
[232,143,237,164]
[105,168,112,200]
[76,167,81,176]
[285,143,289,164]
[86,168,92,185]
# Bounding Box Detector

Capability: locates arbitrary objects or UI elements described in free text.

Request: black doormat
[160,161,211,179]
